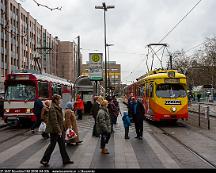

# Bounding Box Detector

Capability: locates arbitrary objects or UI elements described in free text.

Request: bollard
[207,106,210,130]
[198,103,201,127]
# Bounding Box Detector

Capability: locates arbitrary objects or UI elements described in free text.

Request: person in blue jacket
[122,111,131,139]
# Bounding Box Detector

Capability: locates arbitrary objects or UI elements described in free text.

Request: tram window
[52,83,62,96]
[57,84,62,96]
[145,84,149,97]
[38,81,49,98]
[150,84,154,97]
[156,84,186,98]
[140,86,144,96]
[52,83,58,95]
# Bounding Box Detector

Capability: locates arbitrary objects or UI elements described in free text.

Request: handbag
[38,122,46,132]
[65,128,77,142]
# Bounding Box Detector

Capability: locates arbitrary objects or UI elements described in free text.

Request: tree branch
[32,0,62,11]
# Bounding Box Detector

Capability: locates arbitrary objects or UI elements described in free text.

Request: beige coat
[64,109,80,142]
[41,106,49,124]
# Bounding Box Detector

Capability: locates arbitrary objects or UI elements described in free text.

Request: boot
[101,148,109,154]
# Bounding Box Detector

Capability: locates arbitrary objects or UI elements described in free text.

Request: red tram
[3,71,73,126]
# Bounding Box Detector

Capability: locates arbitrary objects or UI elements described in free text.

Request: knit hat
[65,101,74,109]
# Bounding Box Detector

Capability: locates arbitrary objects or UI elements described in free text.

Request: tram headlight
[26,108,31,113]
[171,107,177,112]
[5,109,9,113]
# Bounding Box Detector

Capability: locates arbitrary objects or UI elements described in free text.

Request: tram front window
[156,84,186,98]
[5,83,36,101]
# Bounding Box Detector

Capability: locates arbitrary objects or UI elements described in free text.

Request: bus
[3,71,73,126]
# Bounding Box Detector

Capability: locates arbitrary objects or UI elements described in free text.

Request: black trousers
[92,118,99,137]
[41,133,70,163]
[77,109,83,120]
[100,132,111,149]
[125,127,129,138]
[135,120,143,137]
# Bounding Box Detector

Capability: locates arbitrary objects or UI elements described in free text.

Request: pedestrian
[31,98,43,134]
[40,100,50,139]
[112,95,120,124]
[74,94,84,120]
[107,96,118,133]
[122,111,131,139]
[127,93,134,122]
[40,94,73,167]
[132,97,145,140]
[197,93,201,102]
[96,99,111,154]
[64,101,83,145]
[91,96,104,137]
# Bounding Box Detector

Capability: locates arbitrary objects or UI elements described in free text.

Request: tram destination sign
[164,78,180,83]
[89,53,103,81]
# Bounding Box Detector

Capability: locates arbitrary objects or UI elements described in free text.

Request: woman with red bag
[64,101,83,145]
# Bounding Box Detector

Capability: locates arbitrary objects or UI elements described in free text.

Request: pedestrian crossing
[0,115,180,169]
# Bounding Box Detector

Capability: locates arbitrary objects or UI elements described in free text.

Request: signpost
[89,53,103,95]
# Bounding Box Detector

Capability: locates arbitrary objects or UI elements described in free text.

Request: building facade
[0,0,80,90]
[57,41,82,83]
[82,61,121,94]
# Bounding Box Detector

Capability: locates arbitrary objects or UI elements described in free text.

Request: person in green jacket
[40,94,73,167]
[96,99,111,154]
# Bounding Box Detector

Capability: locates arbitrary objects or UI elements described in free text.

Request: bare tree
[19,0,62,11]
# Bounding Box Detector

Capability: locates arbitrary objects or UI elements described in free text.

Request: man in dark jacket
[107,96,118,133]
[127,93,134,122]
[91,96,103,137]
[40,94,73,167]
[132,98,145,140]
[31,99,43,133]
[112,95,120,124]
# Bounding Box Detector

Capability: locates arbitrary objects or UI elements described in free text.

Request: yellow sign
[91,54,101,63]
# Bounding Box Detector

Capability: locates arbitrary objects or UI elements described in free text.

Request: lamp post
[95,2,115,95]
[106,43,114,94]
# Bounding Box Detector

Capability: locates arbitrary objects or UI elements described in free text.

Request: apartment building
[0,0,80,90]
[57,41,82,83]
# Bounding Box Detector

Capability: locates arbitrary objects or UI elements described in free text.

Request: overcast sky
[19,0,216,84]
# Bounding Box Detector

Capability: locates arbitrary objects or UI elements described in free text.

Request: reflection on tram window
[156,84,186,98]
[5,83,36,100]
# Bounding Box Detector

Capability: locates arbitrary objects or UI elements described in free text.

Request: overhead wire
[126,0,203,81]
[158,0,203,43]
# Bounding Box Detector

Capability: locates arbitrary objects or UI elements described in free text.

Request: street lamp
[95,2,115,95]
[106,43,114,93]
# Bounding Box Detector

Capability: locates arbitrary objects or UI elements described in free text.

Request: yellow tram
[137,69,188,122]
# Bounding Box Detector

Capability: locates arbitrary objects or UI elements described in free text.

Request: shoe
[125,136,130,139]
[138,137,143,140]
[31,130,35,134]
[76,141,83,145]
[69,142,77,146]
[40,160,49,167]
[135,136,139,138]
[63,160,74,165]
[101,148,109,154]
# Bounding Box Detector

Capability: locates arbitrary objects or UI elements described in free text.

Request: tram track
[0,128,30,145]
[157,126,216,168]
